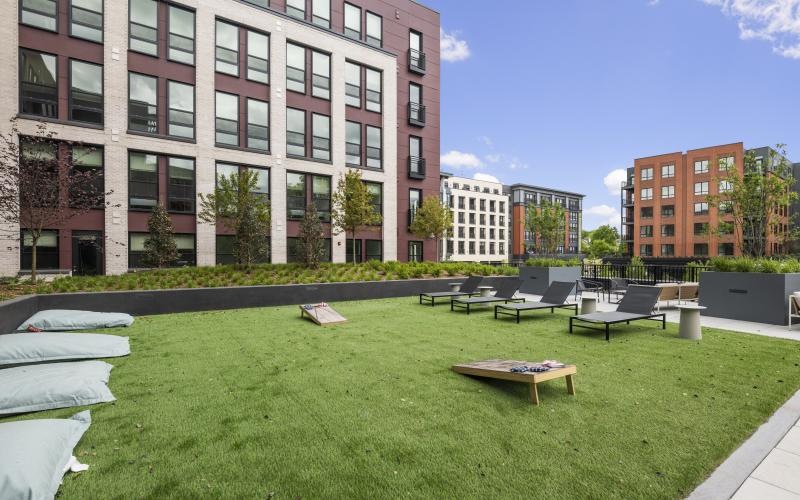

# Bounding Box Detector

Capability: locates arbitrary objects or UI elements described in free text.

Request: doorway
[72,231,103,276]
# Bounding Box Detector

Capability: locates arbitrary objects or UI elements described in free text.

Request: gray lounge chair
[450,279,524,314]
[569,285,665,341]
[575,278,603,302]
[494,281,578,323]
[419,275,483,306]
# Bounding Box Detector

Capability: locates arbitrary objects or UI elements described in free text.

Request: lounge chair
[450,279,524,314]
[418,275,483,306]
[494,281,578,323]
[569,285,665,341]
[607,278,629,304]
[575,278,604,302]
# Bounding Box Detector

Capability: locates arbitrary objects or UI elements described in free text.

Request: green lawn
[6,298,800,499]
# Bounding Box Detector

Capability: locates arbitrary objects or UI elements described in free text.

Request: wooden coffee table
[452,359,576,405]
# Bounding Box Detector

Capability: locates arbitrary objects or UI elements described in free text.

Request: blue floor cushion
[17,310,134,332]
[0,332,130,367]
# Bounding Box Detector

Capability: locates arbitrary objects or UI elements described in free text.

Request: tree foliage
[582,225,621,258]
[409,196,452,262]
[331,170,382,264]
[142,204,178,268]
[525,199,566,255]
[296,204,325,269]
[198,169,271,266]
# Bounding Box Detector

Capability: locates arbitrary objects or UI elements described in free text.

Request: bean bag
[0,332,130,367]
[17,310,134,332]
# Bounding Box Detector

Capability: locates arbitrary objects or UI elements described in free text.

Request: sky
[425,0,800,230]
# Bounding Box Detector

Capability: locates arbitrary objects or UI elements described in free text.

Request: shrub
[524,257,580,267]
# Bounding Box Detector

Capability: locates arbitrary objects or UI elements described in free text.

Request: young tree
[525,199,566,256]
[0,119,113,280]
[582,225,621,258]
[142,203,178,268]
[198,169,271,266]
[296,204,325,269]
[707,145,798,257]
[331,170,382,264]
[409,196,452,262]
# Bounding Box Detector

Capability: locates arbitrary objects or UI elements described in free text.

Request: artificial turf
[6,298,800,499]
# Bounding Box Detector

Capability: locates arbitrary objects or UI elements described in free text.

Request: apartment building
[440,174,509,263]
[1,0,440,276]
[622,143,793,258]
[507,184,584,261]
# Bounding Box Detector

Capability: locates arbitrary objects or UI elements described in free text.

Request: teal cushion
[17,310,134,332]
[0,411,91,500]
[0,332,130,367]
[0,361,115,415]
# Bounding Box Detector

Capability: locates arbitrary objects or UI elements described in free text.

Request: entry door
[72,231,103,276]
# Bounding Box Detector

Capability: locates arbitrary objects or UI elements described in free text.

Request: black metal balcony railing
[408,49,426,74]
[408,102,426,127]
[408,156,426,179]
[582,263,711,286]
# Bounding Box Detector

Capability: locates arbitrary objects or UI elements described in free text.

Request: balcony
[408,102,426,127]
[408,49,426,75]
[408,156,426,180]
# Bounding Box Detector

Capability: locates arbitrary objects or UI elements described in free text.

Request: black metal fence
[581,263,710,285]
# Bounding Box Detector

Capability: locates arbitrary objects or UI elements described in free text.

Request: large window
[247,30,269,84]
[286,43,306,94]
[286,0,305,19]
[344,3,361,39]
[71,0,103,42]
[21,230,59,270]
[20,49,57,118]
[215,91,239,146]
[641,167,653,181]
[409,30,424,70]
[718,243,734,256]
[694,244,709,257]
[312,176,331,221]
[130,233,195,268]
[661,244,675,257]
[365,68,381,113]
[409,82,423,123]
[640,225,653,238]
[129,151,158,210]
[129,72,157,133]
[22,0,57,31]
[70,145,104,207]
[366,12,382,47]
[168,81,194,139]
[661,185,674,199]
[694,181,709,195]
[366,240,382,261]
[312,0,330,28]
[312,51,331,100]
[69,60,103,125]
[694,223,708,236]
[168,6,195,65]
[286,108,306,157]
[640,244,653,257]
[366,126,381,169]
[640,207,653,219]
[215,21,239,76]
[694,202,709,215]
[286,172,306,219]
[408,241,423,262]
[312,114,331,161]
[719,180,732,193]
[661,224,675,237]
[719,156,734,171]
[366,182,382,219]
[247,99,269,151]
[409,189,421,224]
[662,164,675,178]
[216,163,269,199]
[640,188,653,200]
[346,240,363,263]
[409,136,423,176]
[167,157,195,213]
[694,159,709,174]
[288,237,331,263]
[345,62,361,107]
[346,121,361,166]
[661,205,674,217]
[130,0,159,56]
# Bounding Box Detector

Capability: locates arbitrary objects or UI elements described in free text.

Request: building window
[661,164,674,178]
[168,6,194,65]
[312,175,331,221]
[346,239,363,263]
[247,99,269,151]
[129,151,158,210]
[719,180,732,193]
[718,243,734,256]
[694,181,709,195]
[409,30,424,71]
[286,108,306,157]
[366,182,382,219]
[641,167,653,181]
[694,202,709,215]
[640,207,653,219]
[69,60,103,125]
[130,233,196,268]
[247,30,270,84]
[128,72,157,133]
[167,81,195,139]
[409,136,423,175]
[640,244,653,257]
[366,12,382,47]
[345,62,361,107]
[288,237,331,263]
[286,43,306,94]
[22,0,57,31]
[312,51,331,100]
[409,241,423,262]
[167,157,195,213]
[129,0,159,56]
[468,241,475,255]
[694,244,709,256]
[21,230,59,270]
[661,244,675,257]
[694,223,708,236]
[346,121,361,166]
[70,145,104,207]
[719,222,734,235]
[286,0,305,19]
[365,68,382,113]
[409,189,421,225]
[344,3,361,39]
[286,172,306,219]
[312,0,330,28]
[640,188,653,201]
[661,224,674,237]
[409,83,424,124]
[312,114,331,161]
[661,205,674,217]
[71,0,103,42]
[215,92,239,146]
[720,201,733,215]
[661,185,674,199]
[216,163,269,199]
[640,225,653,238]
[366,126,382,169]
[694,159,709,174]
[719,156,734,171]
[216,21,239,76]
[20,49,57,118]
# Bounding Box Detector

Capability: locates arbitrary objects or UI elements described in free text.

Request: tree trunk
[31,238,38,282]
[351,231,357,265]
[435,236,440,263]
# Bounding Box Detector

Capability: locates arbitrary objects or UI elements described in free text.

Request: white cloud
[584,204,621,229]
[473,173,500,183]
[478,136,494,147]
[700,0,800,59]
[485,154,502,164]
[603,169,628,196]
[648,0,661,6]
[507,157,529,170]
[440,150,483,169]
[440,29,471,62]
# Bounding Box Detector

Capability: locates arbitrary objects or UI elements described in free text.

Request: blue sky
[426,0,800,230]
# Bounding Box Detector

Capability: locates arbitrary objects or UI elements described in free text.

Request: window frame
[365,67,382,113]
[69,0,104,43]
[68,58,104,126]
[312,50,331,100]
[312,0,330,28]
[166,155,196,214]
[286,42,307,94]
[215,19,240,77]
[21,229,59,270]
[167,4,195,66]
[365,11,382,47]
[661,164,674,178]
[128,71,159,134]
[366,125,382,169]
[19,48,58,119]
[21,0,58,32]
[166,80,195,140]
[246,28,270,84]
[286,0,306,20]
[128,0,159,57]
[286,171,307,219]
[312,174,332,221]
[345,120,361,166]
[345,61,361,108]
[246,98,270,152]
[694,159,709,174]
[640,167,653,181]
[311,113,331,161]
[286,107,306,158]
[215,90,240,147]
[128,150,160,211]
[344,2,362,40]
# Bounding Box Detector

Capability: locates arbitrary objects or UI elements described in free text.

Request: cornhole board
[452,359,576,405]
[299,303,347,326]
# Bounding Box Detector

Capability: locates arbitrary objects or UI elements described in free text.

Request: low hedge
[523,257,581,267]
[708,257,800,274]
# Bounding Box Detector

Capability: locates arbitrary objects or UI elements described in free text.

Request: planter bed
[699,272,800,325]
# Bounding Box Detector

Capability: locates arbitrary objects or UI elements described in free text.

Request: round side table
[477,286,494,297]
[581,296,597,314]
[677,305,706,340]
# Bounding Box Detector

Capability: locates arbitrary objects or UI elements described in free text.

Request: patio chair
[568,285,666,341]
[450,279,525,314]
[789,294,800,330]
[494,281,578,323]
[607,278,629,304]
[575,278,604,302]
[418,275,483,306]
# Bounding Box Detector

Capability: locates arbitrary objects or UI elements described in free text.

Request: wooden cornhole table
[452,359,576,405]
[299,303,347,326]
